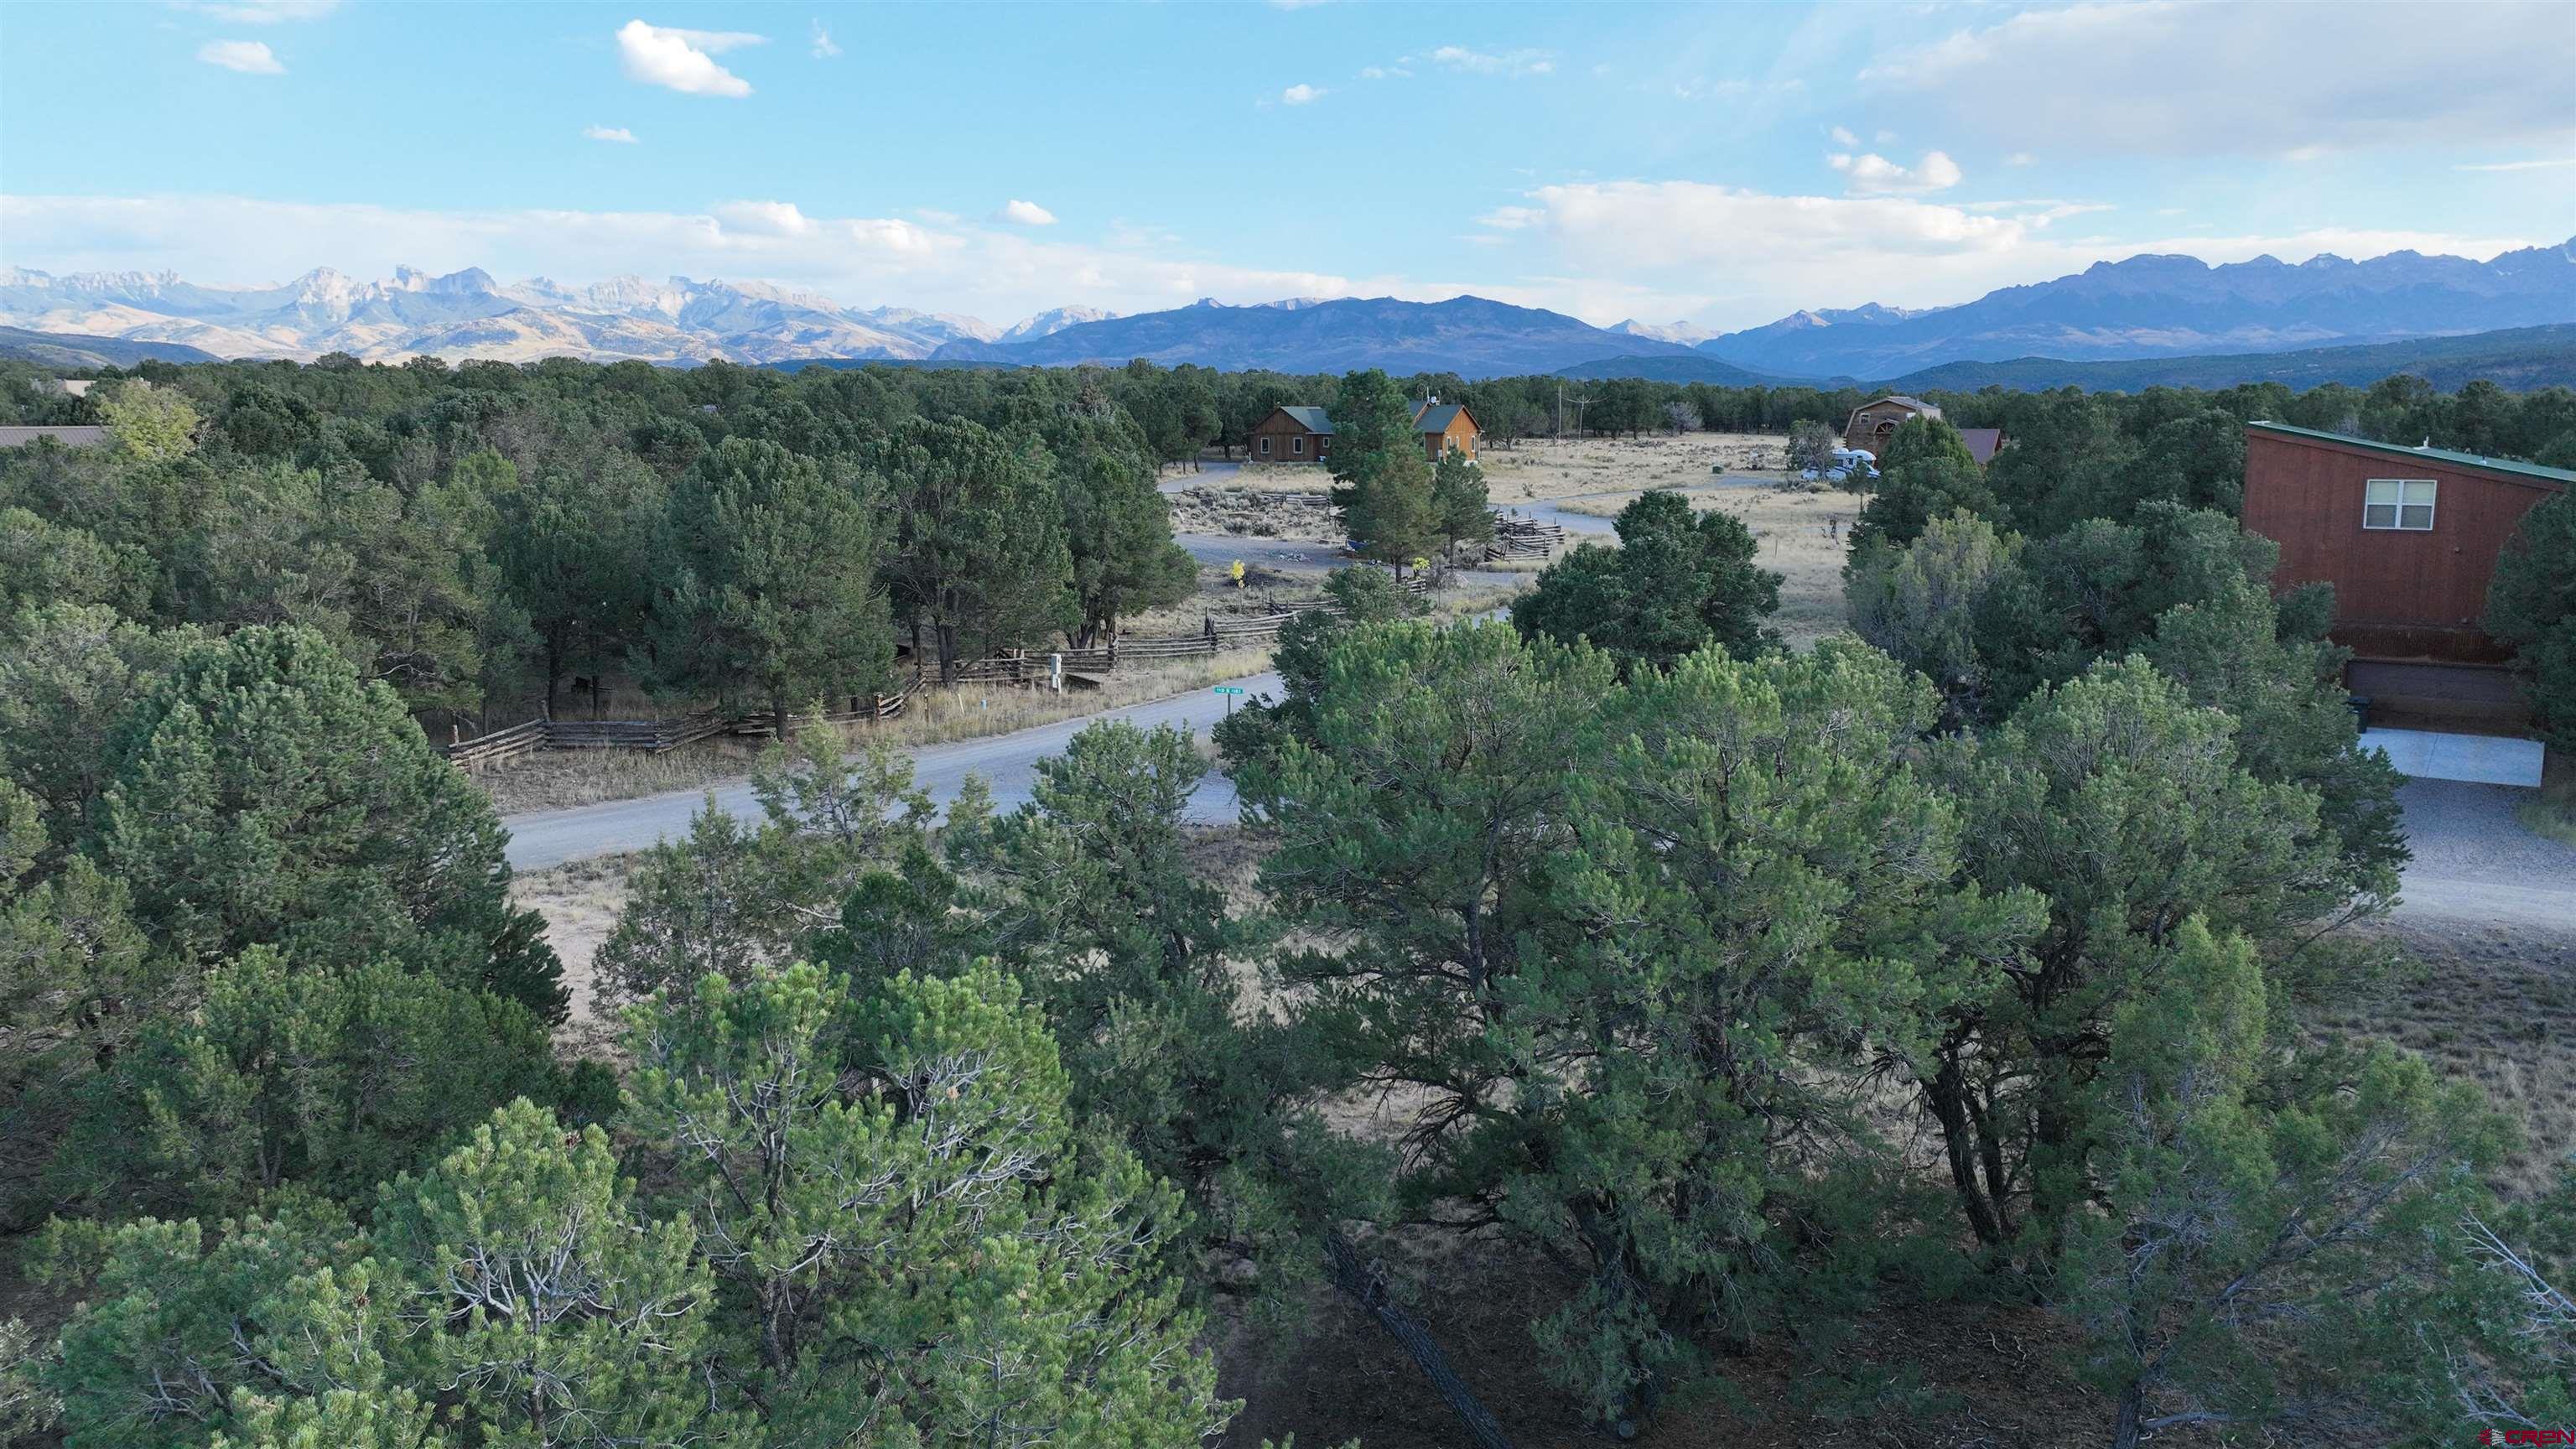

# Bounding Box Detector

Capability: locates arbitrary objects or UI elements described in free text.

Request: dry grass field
[1498,434,1858,648]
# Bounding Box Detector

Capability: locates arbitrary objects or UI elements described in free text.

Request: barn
[1843,395,1941,453]
[2239,421,2572,719]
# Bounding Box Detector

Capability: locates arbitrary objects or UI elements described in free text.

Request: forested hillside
[3,349,2573,1448]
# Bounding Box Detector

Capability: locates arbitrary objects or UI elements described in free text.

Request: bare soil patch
[510,852,640,1052]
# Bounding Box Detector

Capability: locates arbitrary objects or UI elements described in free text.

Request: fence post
[1203,615,1218,652]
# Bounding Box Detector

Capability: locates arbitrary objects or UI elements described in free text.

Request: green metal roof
[2247,421,2576,486]
[1277,405,1333,434]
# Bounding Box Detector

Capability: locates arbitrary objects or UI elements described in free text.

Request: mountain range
[3,238,2568,383]
[922,294,1705,376]
[0,266,1115,366]
[1688,242,2576,378]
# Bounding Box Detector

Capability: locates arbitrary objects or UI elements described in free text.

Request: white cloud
[2456,155,2576,172]
[1428,45,1554,77]
[1475,179,2538,327]
[615,19,762,98]
[1867,0,2574,155]
[584,125,639,144]
[710,200,818,236]
[1829,125,1858,146]
[197,39,283,74]
[1827,149,1962,195]
[1281,83,1325,105]
[809,18,839,59]
[1358,65,1410,80]
[993,200,1057,226]
[2006,152,2035,166]
[175,0,338,21]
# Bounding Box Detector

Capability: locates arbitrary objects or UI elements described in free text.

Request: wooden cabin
[1249,405,1333,464]
[1250,400,1481,465]
[1415,400,1479,462]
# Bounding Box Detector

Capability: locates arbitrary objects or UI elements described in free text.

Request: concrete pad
[2360,728,2546,787]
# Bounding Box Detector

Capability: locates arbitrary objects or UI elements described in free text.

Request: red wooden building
[2240,421,2571,714]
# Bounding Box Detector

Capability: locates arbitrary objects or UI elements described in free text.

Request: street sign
[1212,686,1244,695]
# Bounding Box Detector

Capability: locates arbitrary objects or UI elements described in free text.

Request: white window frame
[2363,478,2436,532]
[1258,436,1270,457]
[1292,435,1305,456]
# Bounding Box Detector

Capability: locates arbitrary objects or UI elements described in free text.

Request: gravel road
[2392,778,2576,928]
[501,671,1283,870]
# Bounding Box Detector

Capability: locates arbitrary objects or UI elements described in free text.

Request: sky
[1,0,2570,333]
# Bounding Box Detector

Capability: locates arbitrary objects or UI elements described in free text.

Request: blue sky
[3,0,2568,331]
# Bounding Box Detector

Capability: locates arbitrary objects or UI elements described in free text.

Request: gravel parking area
[2393,778,2576,928]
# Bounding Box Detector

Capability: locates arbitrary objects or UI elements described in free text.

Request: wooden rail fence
[1483,517,1566,562]
[442,556,1481,771]
[441,590,1405,771]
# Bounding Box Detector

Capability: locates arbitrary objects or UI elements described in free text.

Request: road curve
[501,672,1284,871]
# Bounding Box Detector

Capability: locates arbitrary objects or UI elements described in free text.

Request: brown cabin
[1415,399,1479,462]
[1249,400,1481,465]
[1843,395,1941,454]
[1249,405,1333,464]
[2240,421,2570,716]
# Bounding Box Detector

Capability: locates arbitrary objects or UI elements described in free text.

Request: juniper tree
[87,624,564,1020]
[58,948,570,1218]
[957,720,1337,1295]
[2061,918,2506,1448]
[1210,564,1423,772]
[595,719,941,1007]
[1846,508,2021,720]
[1512,489,1781,676]
[621,963,1233,1446]
[1919,657,2365,1264]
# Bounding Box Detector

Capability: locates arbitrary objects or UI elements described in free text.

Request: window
[2364,478,2436,531]
[1292,435,1305,456]
[1258,436,1270,457]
